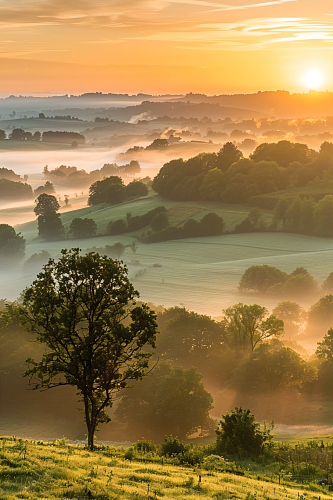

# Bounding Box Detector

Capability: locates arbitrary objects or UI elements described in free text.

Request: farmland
[1,437,333,500]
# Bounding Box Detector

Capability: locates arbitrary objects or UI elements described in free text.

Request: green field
[1,437,333,500]
[0,194,331,329]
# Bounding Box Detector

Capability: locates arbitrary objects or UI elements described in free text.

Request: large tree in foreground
[21,248,158,449]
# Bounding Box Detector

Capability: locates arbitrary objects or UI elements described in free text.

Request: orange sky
[1,0,333,95]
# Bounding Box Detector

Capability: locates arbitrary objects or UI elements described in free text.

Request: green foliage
[234,208,266,233]
[37,213,64,240]
[250,141,316,167]
[126,180,148,198]
[151,211,169,232]
[215,407,273,458]
[115,364,213,440]
[322,272,333,293]
[128,206,167,232]
[239,265,317,296]
[0,224,26,262]
[69,217,97,238]
[0,178,33,200]
[21,248,158,450]
[222,303,284,352]
[34,193,60,216]
[160,436,185,456]
[107,218,127,235]
[272,301,306,338]
[157,306,225,365]
[316,328,333,363]
[239,265,288,293]
[232,341,317,392]
[88,176,126,206]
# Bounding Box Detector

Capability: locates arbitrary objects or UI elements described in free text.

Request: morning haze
[1,1,333,499]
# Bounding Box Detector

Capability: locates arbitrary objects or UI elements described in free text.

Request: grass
[1,437,333,500]
[3,193,333,320]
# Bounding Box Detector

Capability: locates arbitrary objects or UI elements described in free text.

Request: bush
[107,219,127,235]
[128,206,167,231]
[215,407,273,458]
[160,436,185,456]
[126,181,148,198]
[151,212,169,232]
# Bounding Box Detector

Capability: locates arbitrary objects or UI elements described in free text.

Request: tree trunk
[84,396,95,451]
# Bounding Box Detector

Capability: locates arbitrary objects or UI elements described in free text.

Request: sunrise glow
[303,70,324,90]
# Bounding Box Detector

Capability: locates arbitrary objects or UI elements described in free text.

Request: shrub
[107,219,127,235]
[160,436,185,456]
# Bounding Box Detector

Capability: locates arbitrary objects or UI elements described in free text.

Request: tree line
[151,140,333,203]
[0,128,85,144]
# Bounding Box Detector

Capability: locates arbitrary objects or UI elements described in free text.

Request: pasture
[1,194,332,324]
[1,437,333,500]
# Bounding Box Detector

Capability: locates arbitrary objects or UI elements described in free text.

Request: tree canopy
[21,248,158,449]
[0,224,26,262]
[222,303,284,352]
[115,363,213,440]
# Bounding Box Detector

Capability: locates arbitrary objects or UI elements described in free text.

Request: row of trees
[45,161,142,188]
[151,140,333,203]
[107,206,225,242]
[273,194,333,237]
[239,265,319,296]
[88,176,147,205]
[2,128,85,144]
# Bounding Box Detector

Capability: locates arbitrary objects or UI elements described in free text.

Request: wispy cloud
[126,16,333,51]
[203,0,298,12]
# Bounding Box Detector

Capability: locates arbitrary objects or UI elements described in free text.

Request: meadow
[1,437,333,500]
[2,193,332,324]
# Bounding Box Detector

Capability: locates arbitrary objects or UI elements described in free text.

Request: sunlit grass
[1,437,333,500]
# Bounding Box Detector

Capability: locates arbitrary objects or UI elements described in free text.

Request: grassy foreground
[1,437,333,500]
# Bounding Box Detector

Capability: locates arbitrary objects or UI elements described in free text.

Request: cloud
[203,0,298,13]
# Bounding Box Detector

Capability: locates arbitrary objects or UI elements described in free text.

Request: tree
[126,180,148,198]
[0,129,6,140]
[34,194,64,240]
[216,142,243,172]
[316,328,333,363]
[34,193,60,216]
[0,224,25,262]
[151,211,169,232]
[215,407,273,457]
[273,301,306,338]
[222,303,284,352]
[322,272,333,293]
[9,128,25,141]
[88,176,126,206]
[232,342,317,393]
[157,306,225,365]
[69,218,97,238]
[199,168,224,200]
[21,248,158,450]
[115,364,213,440]
[313,195,333,237]
[200,212,225,236]
[239,265,288,292]
[274,197,289,227]
[34,181,55,197]
[107,219,127,235]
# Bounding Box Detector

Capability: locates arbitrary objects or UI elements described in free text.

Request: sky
[1,0,333,95]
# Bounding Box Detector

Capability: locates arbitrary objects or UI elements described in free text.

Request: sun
[303,69,324,90]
